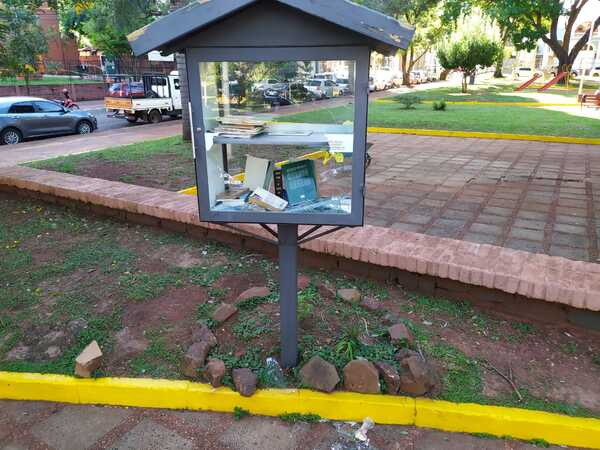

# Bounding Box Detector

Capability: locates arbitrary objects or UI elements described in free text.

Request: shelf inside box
[212,123,353,149]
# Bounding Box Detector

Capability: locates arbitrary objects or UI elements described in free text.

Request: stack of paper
[248,187,288,211]
[215,116,266,138]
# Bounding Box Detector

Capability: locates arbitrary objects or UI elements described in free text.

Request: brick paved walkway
[365,134,600,263]
[0,400,578,450]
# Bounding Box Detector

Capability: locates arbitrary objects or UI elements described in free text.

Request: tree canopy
[437,34,502,92]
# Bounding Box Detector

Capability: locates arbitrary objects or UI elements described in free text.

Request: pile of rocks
[299,320,437,397]
[182,324,258,397]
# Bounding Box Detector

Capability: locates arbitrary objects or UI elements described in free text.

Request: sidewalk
[0,400,573,450]
[0,120,181,168]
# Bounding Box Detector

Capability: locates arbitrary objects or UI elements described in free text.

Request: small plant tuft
[432,100,447,111]
[233,406,250,420]
[397,95,422,109]
[278,412,321,423]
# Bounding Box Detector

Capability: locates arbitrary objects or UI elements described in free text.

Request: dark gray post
[278,223,298,368]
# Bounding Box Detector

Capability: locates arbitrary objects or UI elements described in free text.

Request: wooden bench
[578,94,600,109]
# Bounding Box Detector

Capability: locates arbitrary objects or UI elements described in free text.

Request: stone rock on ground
[360,297,381,311]
[45,346,61,359]
[337,288,361,304]
[374,361,400,394]
[204,359,226,388]
[237,286,270,303]
[299,356,340,393]
[297,274,311,290]
[115,327,149,357]
[399,356,436,396]
[75,341,102,378]
[182,341,212,378]
[389,323,413,345]
[6,345,30,361]
[211,303,238,323]
[43,330,65,345]
[233,368,257,397]
[68,318,88,334]
[395,348,420,362]
[192,324,217,348]
[343,359,380,394]
[317,282,337,299]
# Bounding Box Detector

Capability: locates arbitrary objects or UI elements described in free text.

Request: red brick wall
[0,83,106,101]
[36,6,79,68]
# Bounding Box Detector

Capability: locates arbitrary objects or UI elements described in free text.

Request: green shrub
[432,100,447,111]
[397,95,422,109]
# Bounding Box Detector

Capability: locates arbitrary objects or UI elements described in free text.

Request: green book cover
[281,159,318,206]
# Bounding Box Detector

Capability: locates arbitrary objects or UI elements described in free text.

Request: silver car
[0,96,98,145]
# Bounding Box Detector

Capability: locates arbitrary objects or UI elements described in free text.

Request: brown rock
[388,323,413,345]
[45,346,62,359]
[212,303,238,323]
[343,359,380,394]
[394,348,419,362]
[237,286,270,302]
[399,356,436,396]
[115,327,149,357]
[75,341,102,378]
[297,275,311,291]
[360,296,381,311]
[204,359,226,388]
[317,283,337,299]
[6,345,30,361]
[374,361,400,394]
[299,356,340,393]
[192,324,217,348]
[337,288,361,303]
[233,368,257,397]
[182,341,212,378]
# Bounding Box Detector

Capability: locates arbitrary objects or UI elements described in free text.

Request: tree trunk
[170,0,191,141]
[400,52,411,86]
[176,53,191,141]
[25,74,30,96]
[461,74,468,93]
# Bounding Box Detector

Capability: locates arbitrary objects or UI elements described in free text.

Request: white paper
[325,133,354,155]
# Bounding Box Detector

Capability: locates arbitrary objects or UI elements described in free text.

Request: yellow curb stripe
[367,127,600,145]
[2,372,600,449]
[379,99,581,107]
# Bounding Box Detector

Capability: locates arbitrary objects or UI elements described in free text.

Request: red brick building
[36,4,79,71]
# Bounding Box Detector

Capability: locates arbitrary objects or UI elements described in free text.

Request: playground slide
[514,73,541,91]
[537,72,567,91]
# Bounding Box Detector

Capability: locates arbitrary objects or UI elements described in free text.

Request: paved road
[0,120,182,168]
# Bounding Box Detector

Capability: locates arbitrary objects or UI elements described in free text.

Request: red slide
[537,72,567,91]
[514,73,542,91]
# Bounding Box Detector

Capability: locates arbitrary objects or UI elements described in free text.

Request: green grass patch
[277,84,600,139]
[233,406,250,420]
[27,136,191,172]
[119,272,179,301]
[129,330,183,378]
[0,76,101,86]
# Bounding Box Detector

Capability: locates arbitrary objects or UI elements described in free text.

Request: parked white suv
[304,79,340,99]
[590,66,600,77]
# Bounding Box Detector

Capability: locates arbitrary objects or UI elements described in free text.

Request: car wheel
[126,116,138,123]
[76,120,93,135]
[148,110,162,124]
[1,128,22,145]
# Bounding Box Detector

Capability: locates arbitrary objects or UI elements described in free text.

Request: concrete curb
[367,127,600,145]
[1,372,599,449]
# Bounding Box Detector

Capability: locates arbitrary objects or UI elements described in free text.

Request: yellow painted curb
[367,127,600,145]
[379,99,580,107]
[2,372,600,449]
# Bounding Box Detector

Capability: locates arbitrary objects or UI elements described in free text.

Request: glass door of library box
[187,47,369,226]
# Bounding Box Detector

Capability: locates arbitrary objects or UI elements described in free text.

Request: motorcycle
[53,99,80,110]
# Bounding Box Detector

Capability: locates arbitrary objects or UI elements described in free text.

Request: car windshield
[307,81,321,86]
[520,68,531,71]
[338,79,348,84]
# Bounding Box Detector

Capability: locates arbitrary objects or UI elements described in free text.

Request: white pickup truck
[104,71,182,123]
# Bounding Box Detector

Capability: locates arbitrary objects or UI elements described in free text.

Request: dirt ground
[1,192,600,419]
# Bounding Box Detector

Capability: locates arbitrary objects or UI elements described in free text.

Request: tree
[0,0,48,95]
[444,0,600,82]
[437,34,502,92]
[357,0,449,86]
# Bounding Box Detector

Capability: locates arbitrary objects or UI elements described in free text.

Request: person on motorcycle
[62,88,75,109]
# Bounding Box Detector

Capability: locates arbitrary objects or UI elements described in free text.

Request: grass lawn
[1,192,600,418]
[0,76,102,86]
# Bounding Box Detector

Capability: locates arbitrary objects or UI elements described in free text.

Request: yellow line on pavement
[367,127,600,145]
[2,371,600,449]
